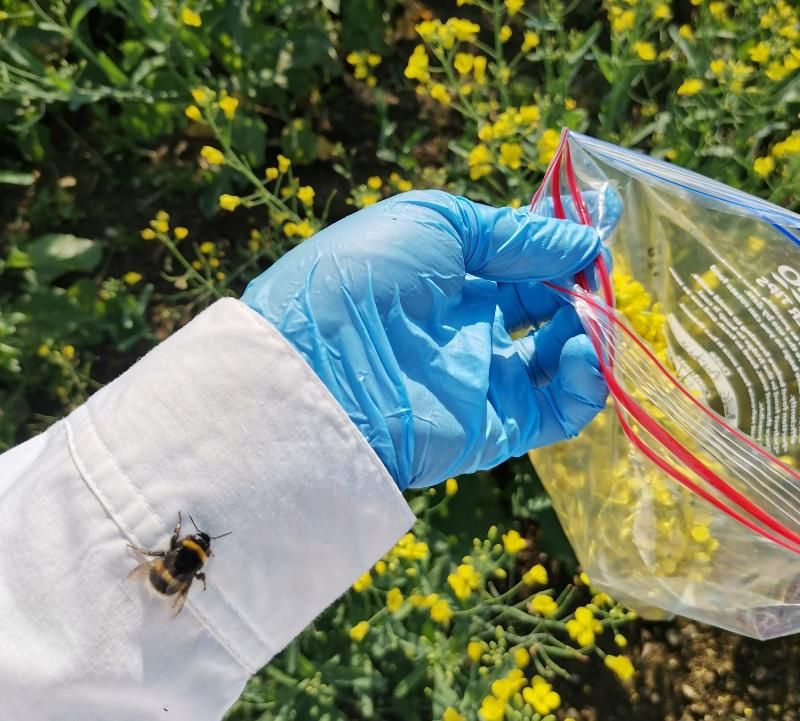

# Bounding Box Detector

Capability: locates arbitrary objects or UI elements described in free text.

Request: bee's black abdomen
[149,561,182,596]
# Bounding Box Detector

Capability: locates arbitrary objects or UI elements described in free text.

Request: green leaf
[565,22,602,66]
[0,171,36,186]
[23,234,102,283]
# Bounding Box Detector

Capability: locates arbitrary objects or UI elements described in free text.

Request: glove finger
[512,306,584,384]
[452,196,601,282]
[496,281,566,331]
[524,334,608,449]
[496,243,613,332]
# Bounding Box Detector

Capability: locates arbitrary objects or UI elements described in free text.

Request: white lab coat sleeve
[0,297,416,721]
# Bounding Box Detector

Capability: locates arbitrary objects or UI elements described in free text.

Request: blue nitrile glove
[242,189,622,490]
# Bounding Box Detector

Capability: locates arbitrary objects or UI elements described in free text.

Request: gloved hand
[242,189,621,490]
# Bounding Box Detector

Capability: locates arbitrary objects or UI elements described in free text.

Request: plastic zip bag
[528,130,800,639]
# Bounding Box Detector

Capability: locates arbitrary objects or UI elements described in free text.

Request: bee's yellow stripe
[182,538,208,563]
[153,559,177,584]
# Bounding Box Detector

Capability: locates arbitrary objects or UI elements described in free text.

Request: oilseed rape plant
[229,485,634,721]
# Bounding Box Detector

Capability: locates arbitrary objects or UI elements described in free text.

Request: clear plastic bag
[528,130,800,639]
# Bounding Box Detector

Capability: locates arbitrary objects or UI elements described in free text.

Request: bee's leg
[195,572,207,591]
[170,511,183,549]
[127,544,166,557]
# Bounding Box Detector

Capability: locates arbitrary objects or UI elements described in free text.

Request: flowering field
[2,0,800,719]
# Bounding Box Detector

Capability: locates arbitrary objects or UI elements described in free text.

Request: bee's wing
[127,558,156,583]
[171,586,189,617]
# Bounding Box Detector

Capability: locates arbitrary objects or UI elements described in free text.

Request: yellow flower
[514,647,530,668]
[352,571,372,592]
[349,621,370,642]
[448,17,481,42]
[748,41,770,64]
[773,131,800,157]
[219,194,242,211]
[358,192,381,208]
[199,241,215,255]
[592,592,612,606]
[184,105,202,122]
[473,55,488,84]
[386,587,404,613]
[537,128,560,165]
[391,175,412,192]
[151,219,169,233]
[450,53,473,76]
[518,104,540,124]
[678,24,695,40]
[447,563,481,600]
[430,83,451,105]
[499,25,512,43]
[565,606,603,647]
[367,53,381,66]
[37,343,51,357]
[174,227,189,240]
[605,654,635,682]
[753,156,775,177]
[709,58,726,75]
[389,532,430,561]
[443,708,466,721]
[522,31,540,52]
[140,228,156,240]
[60,344,76,360]
[123,271,142,285]
[766,61,792,82]
[522,563,548,586]
[289,219,315,239]
[219,95,239,120]
[522,677,561,715]
[265,167,279,181]
[180,7,202,27]
[529,594,558,617]
[480,695,505,721]
[633,41,656,61]
[676,78,704,96]
[191,87,210,105]
[443,478,458,496]
[498,143,522,170]
[216,271,226,281]
[467,640,485,663]
[579,571,590,585]
[492,670,527,701]
[366,176,382,190]
[200,146,225,166]
[297,186,315,206]
[612,9,635,33]
[654,3,671,19]
[614,633,629,648]
[708,1,726,21]
[405,45,430,83]
[501,529,527,554]
[277,154,291,173]
[468,144,493,180]
[430,599,453,625]
[505,0,524,16]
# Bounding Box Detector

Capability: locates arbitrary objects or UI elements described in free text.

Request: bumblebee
[128,512,231,615]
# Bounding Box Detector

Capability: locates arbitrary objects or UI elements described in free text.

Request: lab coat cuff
[64,297,415,672]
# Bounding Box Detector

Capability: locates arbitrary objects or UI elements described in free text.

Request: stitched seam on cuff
[64,413,257,674]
